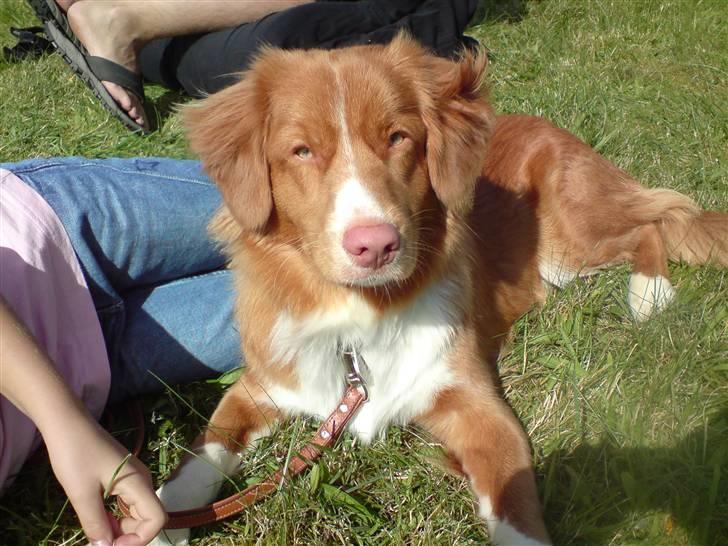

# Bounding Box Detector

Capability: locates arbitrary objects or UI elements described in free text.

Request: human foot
[66,1,145,128]
[55,0,78,10]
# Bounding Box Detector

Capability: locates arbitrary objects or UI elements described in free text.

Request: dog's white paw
[628,273,675,321]
[147,528,190,546]
[478,496,552,545]
[149,442,242,546]
[538,260,577,289]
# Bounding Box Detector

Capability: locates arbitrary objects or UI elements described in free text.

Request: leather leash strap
[117,383,367,529]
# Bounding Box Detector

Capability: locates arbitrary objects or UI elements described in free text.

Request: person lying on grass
[0,158,242,546]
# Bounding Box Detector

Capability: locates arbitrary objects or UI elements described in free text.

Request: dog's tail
[635,188,728,266]
[661,209,728,266]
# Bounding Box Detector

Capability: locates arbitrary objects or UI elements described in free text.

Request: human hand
[43,413,167,546]
[0,298,166,545]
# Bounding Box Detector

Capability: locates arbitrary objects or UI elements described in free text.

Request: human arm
[0,296,166,546]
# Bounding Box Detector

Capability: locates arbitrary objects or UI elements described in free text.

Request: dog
[150,35,727,545]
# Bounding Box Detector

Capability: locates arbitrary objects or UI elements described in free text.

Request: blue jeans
[3,157,242,403]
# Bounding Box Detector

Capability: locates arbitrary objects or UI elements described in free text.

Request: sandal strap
[3,25,53,62]
[86,55,144,100]
[11,25,46,38]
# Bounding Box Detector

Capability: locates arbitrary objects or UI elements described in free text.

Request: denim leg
[2,157,241,397]
[4,157,225,299]
[110,269,242,403]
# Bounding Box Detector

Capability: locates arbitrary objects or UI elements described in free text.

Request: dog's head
[185,34,493,290]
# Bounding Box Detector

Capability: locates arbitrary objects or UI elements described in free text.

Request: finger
[117,488,167,543]
[106,511,123,536]
[111,532,146,546]
[117,510,167,542]
[114,528,190,546]
[69,492,113,546]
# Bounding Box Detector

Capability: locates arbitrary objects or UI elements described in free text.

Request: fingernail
[91,540,112,546]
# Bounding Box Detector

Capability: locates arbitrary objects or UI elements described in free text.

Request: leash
[117,347,369,529]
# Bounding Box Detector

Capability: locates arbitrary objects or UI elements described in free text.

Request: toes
[104,81,131,110]
[128,99,146,127]
[101,81,145,127]
[126,102,146,127]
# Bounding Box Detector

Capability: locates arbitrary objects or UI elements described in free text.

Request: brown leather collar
[118,348,369,529]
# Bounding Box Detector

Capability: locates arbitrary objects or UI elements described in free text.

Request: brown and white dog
[150,35,727,545]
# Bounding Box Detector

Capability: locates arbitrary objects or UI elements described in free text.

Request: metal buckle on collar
[341,345,369,402]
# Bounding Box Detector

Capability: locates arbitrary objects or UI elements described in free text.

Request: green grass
[1,0,727,544]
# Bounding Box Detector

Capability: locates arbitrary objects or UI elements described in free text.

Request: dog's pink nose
[343,223,401,269]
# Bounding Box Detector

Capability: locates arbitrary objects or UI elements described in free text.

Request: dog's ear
[389,35,494,214]
[423,49,494,214]
[183,75,271,232]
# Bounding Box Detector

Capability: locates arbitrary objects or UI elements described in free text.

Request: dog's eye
[294,146,312,159]
[389,132,405,147]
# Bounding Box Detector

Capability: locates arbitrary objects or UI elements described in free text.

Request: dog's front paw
[146,528,190,546]
[628,273,675,320]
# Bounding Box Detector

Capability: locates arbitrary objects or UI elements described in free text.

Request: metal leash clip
[341,345,369,402]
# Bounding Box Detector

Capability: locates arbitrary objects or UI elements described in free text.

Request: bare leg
[55,0,75,10]
[63,0,312,126]
[418,387,551,545]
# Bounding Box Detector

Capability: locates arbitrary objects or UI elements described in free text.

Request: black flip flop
[44,20,149,133]
[26,0,79,47]
[2,26,54,62]
[26,0,86,45]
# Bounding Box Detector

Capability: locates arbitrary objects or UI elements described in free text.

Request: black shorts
[139,0,479,97]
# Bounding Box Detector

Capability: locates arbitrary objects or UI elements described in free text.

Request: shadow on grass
[543,409,728,545]
[474,0,529,24]
[147,87,189,131]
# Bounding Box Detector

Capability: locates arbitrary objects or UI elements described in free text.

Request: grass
[1,0,727,544]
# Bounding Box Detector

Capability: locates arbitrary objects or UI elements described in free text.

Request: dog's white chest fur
[267,279,462,442]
